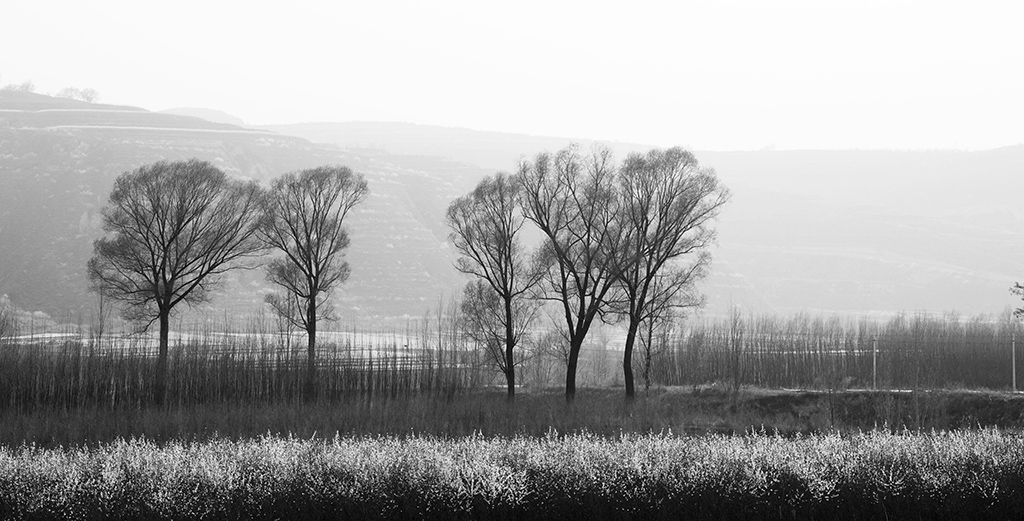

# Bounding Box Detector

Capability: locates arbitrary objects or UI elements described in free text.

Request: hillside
[264,121,1024,317]
[0,92,486,325]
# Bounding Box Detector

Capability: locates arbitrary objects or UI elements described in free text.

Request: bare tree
[613,147,729,398]
[459,280,538,398]
[446,172,540,400]
[87,159,265,403]
[518,145,621,402]
[89,281,113,350]
[79,88,100,103]
[260,165,368,400]
[56,87,100,103]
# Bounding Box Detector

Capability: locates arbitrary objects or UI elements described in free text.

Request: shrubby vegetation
[2,430,1023,520]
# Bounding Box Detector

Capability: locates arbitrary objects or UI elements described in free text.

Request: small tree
[56,87,100,103]
[88,159,265,404]
[89,281,113,349]
[612,147,729,399]
[446,172,541,400]
[460,280,538,397]
[79,88,99,103]
[518,145,622,402]
[260,165,368,400]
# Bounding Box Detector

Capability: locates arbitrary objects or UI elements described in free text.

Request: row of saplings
[89,145,728,405]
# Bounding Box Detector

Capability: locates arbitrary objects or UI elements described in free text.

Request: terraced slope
[265,121,1024,316]
[0,92,484,325]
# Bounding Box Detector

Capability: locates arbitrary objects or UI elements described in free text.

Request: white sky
[2,0,1022,150]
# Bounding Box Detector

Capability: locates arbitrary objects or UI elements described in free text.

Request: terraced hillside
[3,92,1023,328]
[266,121,1024,316]
[0,92,485,325]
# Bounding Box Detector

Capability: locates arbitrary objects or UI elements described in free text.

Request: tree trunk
[504,296,516,402]
[565,338,582,403]
[305,299,317,403]
[623,318,640,400]
[156,308,170,406]
[505,347,516,402]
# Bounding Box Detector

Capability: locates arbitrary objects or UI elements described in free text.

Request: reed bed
[654,311,1022,391]
[1,429,1022,520]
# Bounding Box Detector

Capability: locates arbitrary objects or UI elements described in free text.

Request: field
[2,311,1024,519]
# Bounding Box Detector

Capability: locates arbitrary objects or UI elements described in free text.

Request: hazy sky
[2,0,1022,150]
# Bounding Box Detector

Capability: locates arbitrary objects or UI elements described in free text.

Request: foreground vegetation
[2,429,1023,520]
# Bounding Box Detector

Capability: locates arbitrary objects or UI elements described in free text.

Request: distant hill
[159,107,248,127]
[260,122,655,172]
[261,121,1024,318]
[2,92,1022,327]
[0,92,487,325]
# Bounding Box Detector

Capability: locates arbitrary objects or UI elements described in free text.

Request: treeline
[650,310,1022,391]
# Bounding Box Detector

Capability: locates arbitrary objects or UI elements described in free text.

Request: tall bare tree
[613,147,729,398]
[87,159,265,403]
[260,165,368,400]
[518,145,621,402]
[447,173,540,400]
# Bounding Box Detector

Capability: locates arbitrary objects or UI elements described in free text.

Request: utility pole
[1013,332,1017,393]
